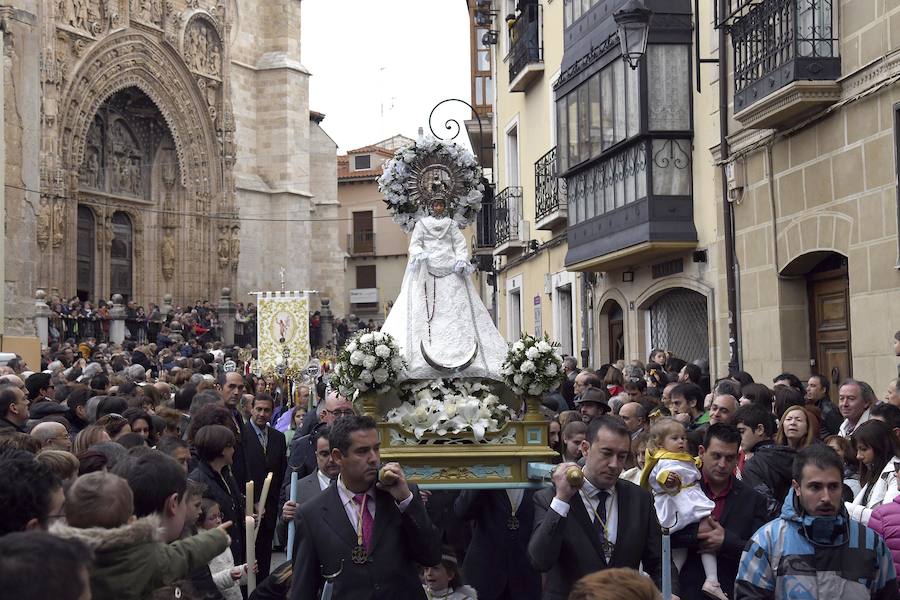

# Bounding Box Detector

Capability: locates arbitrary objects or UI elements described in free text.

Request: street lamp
[613,0,652,70]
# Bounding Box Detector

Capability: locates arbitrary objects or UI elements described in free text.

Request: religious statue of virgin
[380,161,508,383]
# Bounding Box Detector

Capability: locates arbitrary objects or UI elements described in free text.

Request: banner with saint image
[256,292,310,378]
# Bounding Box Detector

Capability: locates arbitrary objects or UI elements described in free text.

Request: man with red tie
[289,415,441,600]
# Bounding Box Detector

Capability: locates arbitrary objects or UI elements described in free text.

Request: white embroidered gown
[380,214,508,382]
[647,458,715,533]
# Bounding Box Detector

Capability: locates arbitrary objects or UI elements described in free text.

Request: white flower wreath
[331,330,406,397]
[386,378,514,440]
[377,135,484,232]
[501,333,564,397]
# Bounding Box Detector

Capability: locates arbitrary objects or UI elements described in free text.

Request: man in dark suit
[529,415,678,600]
[671,423,768,600]
[244,393,288,579]
[455,489,541,600]
[282,426,340,559]
[218,370,249,486]
[290,415,441,600]
[280,393,354,505]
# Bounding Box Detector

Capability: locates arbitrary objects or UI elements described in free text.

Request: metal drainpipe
[579,272,591,369]
[718,0,741,375]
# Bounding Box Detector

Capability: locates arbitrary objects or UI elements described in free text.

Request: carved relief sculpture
[52,200,66,248]
[79,148,100,187]
[37,198,52,249]
[217,233,230,269]
[185,20,221,78]
[59,0,104,34]
[132,0,161,26]
[229,226,239,271]
[161,233,176,281]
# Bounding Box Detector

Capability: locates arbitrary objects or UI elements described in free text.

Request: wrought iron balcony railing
[731,0,839,113]
[347,231,375,256]
[474,192,496,251]
[717,0,765,26]
[534,146,567,225]
[508,3,542,84]
[494,186,523,247]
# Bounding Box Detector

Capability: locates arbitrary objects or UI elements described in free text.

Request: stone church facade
[2,0,344,335]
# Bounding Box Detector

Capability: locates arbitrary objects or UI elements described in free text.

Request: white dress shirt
[506,489,524,512]
[336,476,413,533]
[549,479,618,546]
[316,470,331,491]
[839,408,871,438]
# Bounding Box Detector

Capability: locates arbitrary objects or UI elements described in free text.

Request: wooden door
[609,319,624,364]
[808,273,852,404]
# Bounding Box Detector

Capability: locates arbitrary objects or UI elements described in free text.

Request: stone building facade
[337,137,413,323]
[717,0,900,391]
[1,0,343,334]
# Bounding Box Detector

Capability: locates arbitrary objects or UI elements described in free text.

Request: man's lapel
[610,480,629,564]
[570,492,607,565]
[320,485,359,548]
[369,488,396,553]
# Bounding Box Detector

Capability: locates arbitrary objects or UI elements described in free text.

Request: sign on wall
[350,288,379,304]
[533,295,542,337]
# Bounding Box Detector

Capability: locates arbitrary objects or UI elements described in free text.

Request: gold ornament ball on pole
[566,466,585,489]
[379,465,399,486]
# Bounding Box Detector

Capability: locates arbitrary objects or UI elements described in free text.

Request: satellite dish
[420,340,479,374]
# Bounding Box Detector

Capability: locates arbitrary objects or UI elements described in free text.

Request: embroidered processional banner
[256,292,310,378]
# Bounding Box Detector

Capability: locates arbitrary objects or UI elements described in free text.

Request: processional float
[280,99,673,599]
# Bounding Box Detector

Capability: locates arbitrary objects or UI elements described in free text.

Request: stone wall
[3,3,40,335]
[731,83,900,389]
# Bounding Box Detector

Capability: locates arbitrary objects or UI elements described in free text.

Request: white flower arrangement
[331,330,407,397]
[501,333,564,397]
[377,135,484,232]
[386,379,514,441]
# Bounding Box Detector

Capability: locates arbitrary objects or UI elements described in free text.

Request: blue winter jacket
[735,489,897,600]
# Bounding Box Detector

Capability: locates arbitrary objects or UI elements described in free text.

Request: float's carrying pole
[286,471,298,561]
[661,523,673,600]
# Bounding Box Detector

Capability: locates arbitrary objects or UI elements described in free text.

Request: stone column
[33,289,50,347]
[109,294,126,345]
[218,287,235,346]
[320,298,334,348]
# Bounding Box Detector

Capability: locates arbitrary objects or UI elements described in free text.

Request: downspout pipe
[718,0,741,375]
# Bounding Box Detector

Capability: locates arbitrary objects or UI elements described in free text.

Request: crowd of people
[43,295,259,347]
[0,329,899,599]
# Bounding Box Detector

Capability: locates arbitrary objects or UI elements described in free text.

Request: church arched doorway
[76,87,183,304]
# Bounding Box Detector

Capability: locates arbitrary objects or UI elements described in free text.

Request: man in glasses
[281,392,355,503]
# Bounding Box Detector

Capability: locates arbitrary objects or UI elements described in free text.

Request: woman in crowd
[283,406,306,450]
[846,419,899,524]
[123,408,153,442]
[774,405,820,450]
[73,424,111,455]
[603,366,625,398]
[188,424,246,565]
[825,434,861,497]
[548,416,561,458]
